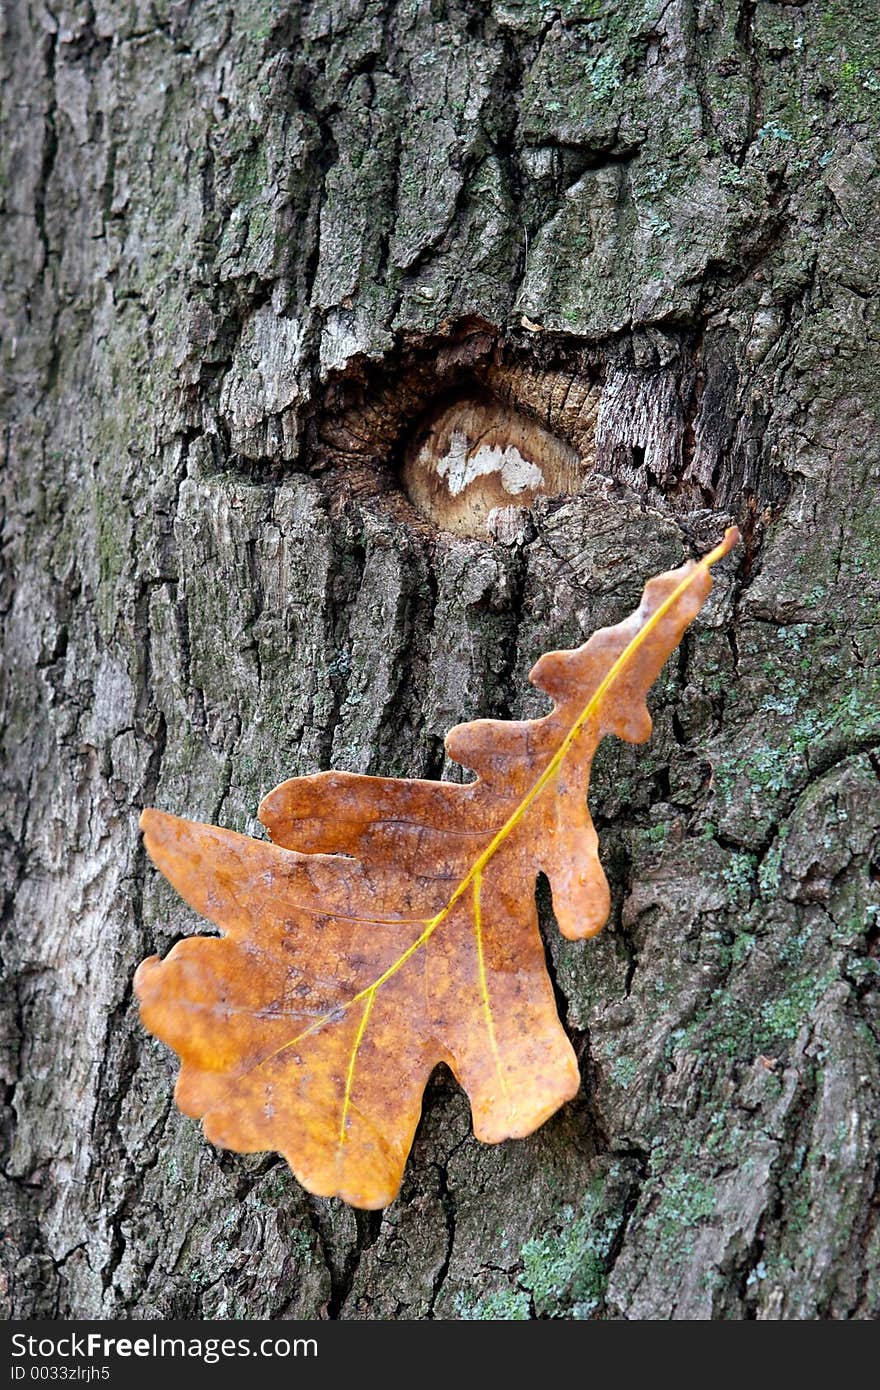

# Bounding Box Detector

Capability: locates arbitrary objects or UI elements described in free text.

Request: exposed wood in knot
[310,319,606,533]
[402,396,585,538]
[308,317,775,536]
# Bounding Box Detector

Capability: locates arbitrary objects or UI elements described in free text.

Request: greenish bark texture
[2,0,879,1320]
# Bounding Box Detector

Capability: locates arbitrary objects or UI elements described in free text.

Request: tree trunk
[2,0,878,1321]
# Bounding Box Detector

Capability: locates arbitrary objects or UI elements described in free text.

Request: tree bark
[2,0,878,1320]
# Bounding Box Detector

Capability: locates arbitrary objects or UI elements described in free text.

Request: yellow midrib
[257,532,737,1155]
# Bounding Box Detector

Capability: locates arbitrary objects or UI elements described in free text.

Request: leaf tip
[139,807,187,870]
[139,806,169,839]
[704,525,740,568]
[132,954,161,1014]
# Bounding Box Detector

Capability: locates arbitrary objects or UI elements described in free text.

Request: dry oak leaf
[136,527,739,1209]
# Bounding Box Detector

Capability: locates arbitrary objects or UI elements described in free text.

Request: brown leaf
[135,528,738,1208]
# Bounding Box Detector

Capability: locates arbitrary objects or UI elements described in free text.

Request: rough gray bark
[2,0,879,1320]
